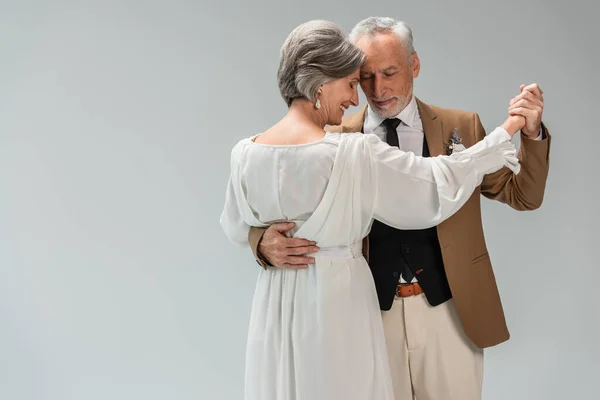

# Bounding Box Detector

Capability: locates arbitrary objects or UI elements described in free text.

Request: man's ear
[412,52,421,79]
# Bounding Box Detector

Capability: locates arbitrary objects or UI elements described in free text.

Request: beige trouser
[381,293,483,400]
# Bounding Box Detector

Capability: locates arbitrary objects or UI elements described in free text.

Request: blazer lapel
[416,98,445,157]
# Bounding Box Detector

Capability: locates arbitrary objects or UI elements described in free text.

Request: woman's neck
[287,99,327,130]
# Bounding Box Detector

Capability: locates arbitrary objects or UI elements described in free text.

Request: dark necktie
[381,118,415,283]
[382,118,401,147]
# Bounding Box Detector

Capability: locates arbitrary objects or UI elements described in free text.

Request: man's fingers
[509,107,535,118]
[522,83,543,97]
[270,222,296,233]
[509,98,543,112]
[509,105,542,117]
[523,83,543,94]
[512,90,543,105]
[286,238,317,248]
[283,255,315,265]
[509,99,529,109]
[287,246,320,255]
[520,89,544,104]
[280,263,309,270]
[516,90,539,102]
[510,92,539,107]
[509,99,535,110]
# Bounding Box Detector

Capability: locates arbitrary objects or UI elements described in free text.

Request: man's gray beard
[369,95,411,119]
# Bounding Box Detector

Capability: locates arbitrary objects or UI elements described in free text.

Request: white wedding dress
[220,128,519,400]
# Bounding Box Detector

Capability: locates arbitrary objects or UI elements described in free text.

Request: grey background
[1,0,598,399]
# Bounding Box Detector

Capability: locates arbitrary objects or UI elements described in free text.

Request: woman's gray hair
[278,20,365,107]
[349,17,415,56]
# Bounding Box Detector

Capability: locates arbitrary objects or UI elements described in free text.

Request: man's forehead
[360,58,400,72]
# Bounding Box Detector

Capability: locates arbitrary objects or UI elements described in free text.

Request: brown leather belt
[396,282,424,297]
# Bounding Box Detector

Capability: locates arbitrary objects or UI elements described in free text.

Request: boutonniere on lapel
[445,128,466,155]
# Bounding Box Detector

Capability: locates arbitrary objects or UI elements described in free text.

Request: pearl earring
[315,98,321,109]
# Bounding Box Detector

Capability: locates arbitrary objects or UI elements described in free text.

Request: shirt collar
[364,95,419,133]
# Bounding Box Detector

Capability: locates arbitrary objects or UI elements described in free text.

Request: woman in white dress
[220,20,525,400]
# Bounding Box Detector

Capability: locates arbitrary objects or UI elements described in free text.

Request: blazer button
[392,272,399,278]
[403,246,410,254]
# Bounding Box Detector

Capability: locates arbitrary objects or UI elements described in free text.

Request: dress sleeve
[368,127,520,229]
[219,141,253,247]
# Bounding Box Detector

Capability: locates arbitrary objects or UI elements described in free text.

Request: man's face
[356,32,420,118]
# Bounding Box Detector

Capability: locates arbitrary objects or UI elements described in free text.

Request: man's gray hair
[349,17,415,56]
[278,20,365,107]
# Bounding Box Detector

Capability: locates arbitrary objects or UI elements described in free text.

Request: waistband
[311,241,362,258]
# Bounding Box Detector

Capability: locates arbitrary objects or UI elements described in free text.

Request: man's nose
[373,75,385,98]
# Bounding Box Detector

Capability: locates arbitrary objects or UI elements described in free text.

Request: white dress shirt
[363,96,542,283]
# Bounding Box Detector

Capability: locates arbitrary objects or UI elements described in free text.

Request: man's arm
[248,224,319,269]
[479,122,550,209]
[478,86,551,210]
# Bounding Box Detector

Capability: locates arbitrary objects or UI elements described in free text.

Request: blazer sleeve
[478,113,551,210]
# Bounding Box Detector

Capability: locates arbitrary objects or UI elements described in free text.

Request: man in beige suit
[248,17,550,399]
